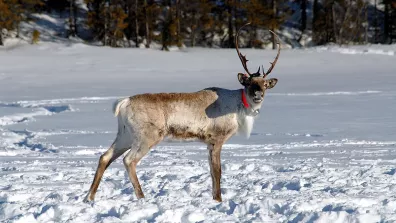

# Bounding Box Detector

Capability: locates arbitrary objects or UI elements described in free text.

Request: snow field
[1,43,396,222]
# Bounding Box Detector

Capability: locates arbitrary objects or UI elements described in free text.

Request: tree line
[0,0,395,48]
[0,0,43,45]
[82,0,290,49]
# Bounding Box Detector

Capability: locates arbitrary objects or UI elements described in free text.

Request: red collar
[241,89,249,108]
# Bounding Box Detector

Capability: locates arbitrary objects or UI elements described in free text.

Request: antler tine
[263,30,281,79]
[235,23,253,76]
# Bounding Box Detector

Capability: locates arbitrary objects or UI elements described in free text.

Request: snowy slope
[1,43,396,222]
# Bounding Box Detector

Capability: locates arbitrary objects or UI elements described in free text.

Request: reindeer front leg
[208,143,223,202]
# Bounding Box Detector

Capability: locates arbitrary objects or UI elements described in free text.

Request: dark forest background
[1,0,395,49]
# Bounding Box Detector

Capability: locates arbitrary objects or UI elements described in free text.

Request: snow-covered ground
[1,43,396,222]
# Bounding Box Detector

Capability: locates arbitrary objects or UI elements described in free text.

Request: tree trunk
[234,0,238,40]
[208,32,214,48]
[104,3,108,46]
[339,5,351,44]
[16,23,20,38]
[135,0,139,47]
[162,1,172,51]
[73,0,78,36]
[69,0,76,37]
[300,0,307,40]
[227,0,234,48]
[384,0,390,43]
[391,6,395,43]
[272,0,277,49]
[144,0,150,48]
[365,5,368,43]
[332,4,338,44]
[374,0,378,43]
[191,11,196,47]
[312,0,319,43]
[249,27,255,48]
[176,0,181,47]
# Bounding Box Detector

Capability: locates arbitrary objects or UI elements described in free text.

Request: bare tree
[69,0,76,37]
[271,0,277,49]
[144,0,150,48]
[176,0,182,46]
[226,0,235,48]
[299,0,307,42]
[135,0,139,47]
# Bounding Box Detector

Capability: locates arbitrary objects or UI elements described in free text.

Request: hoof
[136,193,145,199]
[83,195,94,204]
[213,196,222,202]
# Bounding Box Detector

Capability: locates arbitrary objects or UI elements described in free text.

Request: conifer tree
[85,0,105,42]
[68,0,77,37]
[312,0,320,43]
[243,0,288,49]
[143,0,150,47]
[108,1,128,47]
[184,0,214,47]
[0,0,42,45]
[299,0,307,41]
[0,0,15,45]
[144,0,160,48]
[160,0,179,50]
[243,0,269,48]
[135,0,139,47]
[225,0,235,48]
[382,0,396,43]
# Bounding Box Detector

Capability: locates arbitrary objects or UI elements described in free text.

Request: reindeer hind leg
[123,139,157,199]
[84,135,130,203]
[123,129,163,199]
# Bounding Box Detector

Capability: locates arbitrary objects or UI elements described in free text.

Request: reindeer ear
[265,78,278,89]
[237,73,251,86]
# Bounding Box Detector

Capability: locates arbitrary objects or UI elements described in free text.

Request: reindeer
[84,23,281,203]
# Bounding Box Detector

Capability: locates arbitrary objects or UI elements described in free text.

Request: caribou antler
[235,23,281,79]
[263,30,281,79]
[235,23,260,77]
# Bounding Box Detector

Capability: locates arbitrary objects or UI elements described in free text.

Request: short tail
[112,98,130,117]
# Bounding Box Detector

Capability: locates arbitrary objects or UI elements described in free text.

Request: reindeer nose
[255,91,263,98]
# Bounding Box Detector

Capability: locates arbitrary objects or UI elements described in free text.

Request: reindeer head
[235,23,280,104]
